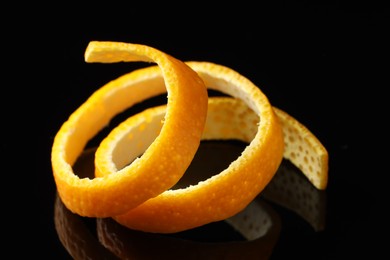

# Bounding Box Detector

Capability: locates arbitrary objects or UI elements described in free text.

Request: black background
[3,1,388,259]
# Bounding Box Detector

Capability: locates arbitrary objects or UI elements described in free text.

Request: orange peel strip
[51,41,208,217]
[93,59,285,233]
[273,107,328,189]
[98,96,327,233]
[52,41,328,234]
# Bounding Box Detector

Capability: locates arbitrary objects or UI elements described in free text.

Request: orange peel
[273,107,328,189]
[51,41,208,217]
[97,97,326,233]
[51,41,328,234]
[90,57,285,233]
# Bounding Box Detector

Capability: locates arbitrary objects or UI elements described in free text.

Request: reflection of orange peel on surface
[54,194,118,259]
[96,198,280,260]
[262,159,327,231]
[54,191,280,260]
[51,41,328,233]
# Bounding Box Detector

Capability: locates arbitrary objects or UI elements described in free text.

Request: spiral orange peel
[51,41,208,217]
[51,41,328,233]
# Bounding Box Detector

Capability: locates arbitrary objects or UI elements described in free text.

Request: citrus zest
[51,41,208,217]
[273,107,328,189]
[98,97,327,233]
[94,59,285,233]
[51,41,328,234]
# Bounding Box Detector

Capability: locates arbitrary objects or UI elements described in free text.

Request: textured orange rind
[98,97,327,233]
[273,107,328,189]
[51,41,208,217]
[51,41,328,234]
[94,60,285,232]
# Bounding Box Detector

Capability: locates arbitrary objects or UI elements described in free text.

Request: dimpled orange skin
[95,61,285,233]
[52,41,328,234]
[273,107,328,190]
[51,42,208,217]
[97,96,328,233]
